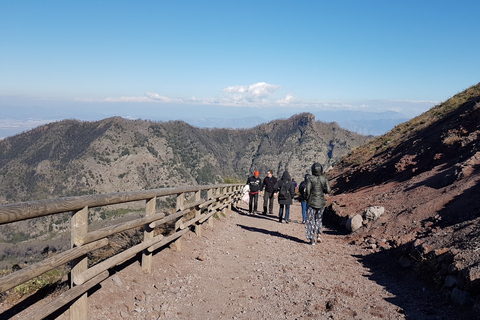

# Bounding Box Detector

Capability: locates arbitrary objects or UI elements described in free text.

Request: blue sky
[1,1,479,137]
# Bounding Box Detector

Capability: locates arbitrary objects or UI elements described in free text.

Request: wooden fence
[0,183,243,320]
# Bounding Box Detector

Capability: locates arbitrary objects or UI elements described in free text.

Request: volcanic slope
[327,82,480,309]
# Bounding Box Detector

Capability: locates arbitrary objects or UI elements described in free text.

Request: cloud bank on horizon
[71,81,438,116]
[0,81,440,139]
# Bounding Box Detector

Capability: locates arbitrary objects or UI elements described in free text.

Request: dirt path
[54,199,465,319]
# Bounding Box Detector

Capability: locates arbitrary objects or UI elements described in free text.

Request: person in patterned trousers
[305,163,331,245]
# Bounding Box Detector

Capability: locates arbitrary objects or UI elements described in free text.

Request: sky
[1,1,480,138]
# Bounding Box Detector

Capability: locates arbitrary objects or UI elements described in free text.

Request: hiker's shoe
[310,239,316,246]
[302,220,305,224]
[317,235,322,243]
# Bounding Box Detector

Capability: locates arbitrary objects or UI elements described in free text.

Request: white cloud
[145,92,183,103]
[103,96,153,103]
[277,93,295,105]
[222,82,280,100]
[73,83,438,116]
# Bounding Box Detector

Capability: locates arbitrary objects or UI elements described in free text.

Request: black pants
[249,192,259,213]
[263,191,274,214]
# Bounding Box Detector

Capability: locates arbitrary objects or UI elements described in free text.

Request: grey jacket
[306,163,331,209]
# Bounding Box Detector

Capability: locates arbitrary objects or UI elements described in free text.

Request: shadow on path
[237,224,308,244]
[354,250,475,320]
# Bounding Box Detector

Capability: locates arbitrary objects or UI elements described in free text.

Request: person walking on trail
[246,170,262,215]
[274,171,295,223]
[298,174,310,224]
[262,170,277,215]
[305,163,331,245]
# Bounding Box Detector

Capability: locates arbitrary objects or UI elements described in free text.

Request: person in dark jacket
[246,170,262,215]
[305,163,331,245]
[262,170,277,215]
[273,171,295,223]
[298,174,310,224]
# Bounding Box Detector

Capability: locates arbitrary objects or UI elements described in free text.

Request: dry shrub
[443,133,462,145]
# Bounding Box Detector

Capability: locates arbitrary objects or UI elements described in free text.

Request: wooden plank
[199,200,229,225]
[197,198,216,209]
[207,188,214,229]
[148,207,191,229]
[197,191,233,209]
[142,197,156,274]
[74,232,164,285]
[70,206,88,320]
[179,211,206,230]
[0,238,108,293]
[172,193,185,251]
[80,211,165,245]
[21,271,109,320]
[199,209,217,224]
[147,228,189,253]
[176,192,185,211]
[209,201,228,213]
[0,184,242,225]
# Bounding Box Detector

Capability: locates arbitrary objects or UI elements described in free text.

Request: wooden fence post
[172,193,185,251]
[70,206,88,320]
[232,185,238,209]
[194,190,202,237]
[207,188,214,228]
[142,197,156,274]
[221,187,227,214]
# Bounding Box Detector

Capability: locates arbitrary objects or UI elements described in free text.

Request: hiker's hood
[311,163,323,176]
[281,171,291,182]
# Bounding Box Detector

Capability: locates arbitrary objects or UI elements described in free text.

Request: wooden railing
[0,183,243,320]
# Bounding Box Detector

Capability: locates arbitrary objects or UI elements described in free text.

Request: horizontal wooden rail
[21,271,110,320]
[74,233,164,285]
[0,184,237,225]
[79,212,166,245]
[147,228,189,253]
[0,239,108,293]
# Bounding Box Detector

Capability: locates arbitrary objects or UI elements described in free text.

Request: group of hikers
[242,163,331,245]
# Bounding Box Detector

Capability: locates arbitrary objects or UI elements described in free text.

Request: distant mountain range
[0,113,371,204]
[184,112,408,136]
[0,107,410,139]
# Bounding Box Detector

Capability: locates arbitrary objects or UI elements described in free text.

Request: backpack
[299,181,307,199]
[278,182,290,200]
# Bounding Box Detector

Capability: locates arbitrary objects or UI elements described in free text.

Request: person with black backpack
[273,171,295,223]
[298,174,310,224]
[305,163,331,245]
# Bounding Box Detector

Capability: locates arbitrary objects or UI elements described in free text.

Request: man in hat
[246,170,262,215]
